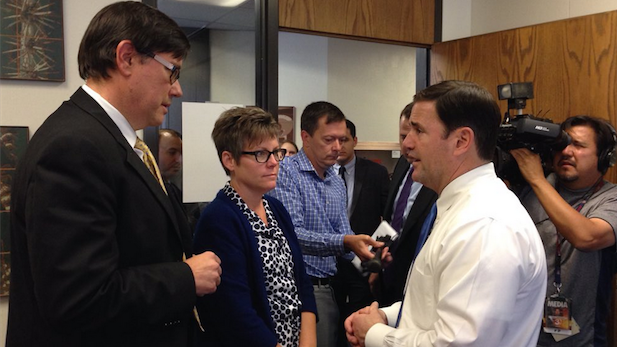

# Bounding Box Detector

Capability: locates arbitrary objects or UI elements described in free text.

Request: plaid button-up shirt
[268,149,354,278]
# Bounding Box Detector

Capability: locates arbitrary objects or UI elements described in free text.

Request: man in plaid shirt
[269,101,382,347]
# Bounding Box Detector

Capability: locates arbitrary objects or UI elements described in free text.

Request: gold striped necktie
[136,138,204,330]
[135,137,168,195]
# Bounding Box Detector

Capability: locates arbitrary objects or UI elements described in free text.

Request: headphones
[598,121,617,173]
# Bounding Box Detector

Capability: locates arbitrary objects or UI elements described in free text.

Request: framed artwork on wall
[0,0,65,81]
[278,106,295,142]
[0,126,29,296]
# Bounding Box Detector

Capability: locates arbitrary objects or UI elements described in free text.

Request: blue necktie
[413,202,437,260]
[391,168,413,232]
[395,202,437,328]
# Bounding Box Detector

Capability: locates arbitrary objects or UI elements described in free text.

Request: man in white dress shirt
[345,80,547,347]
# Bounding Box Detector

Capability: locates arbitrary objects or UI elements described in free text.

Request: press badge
[543,295,572,336]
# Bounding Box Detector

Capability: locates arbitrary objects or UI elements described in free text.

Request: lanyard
[552,178,604,294]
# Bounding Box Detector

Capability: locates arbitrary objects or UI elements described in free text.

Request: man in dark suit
[375,102,438,306]
[158,129,201,232]
[332,119,390,346]
[7,3,221,347]
[158,129,184,183]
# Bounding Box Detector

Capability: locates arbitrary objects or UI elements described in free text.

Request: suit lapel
[126,154,180,231]
[403,187,434,229]
[397,187,437,246]
[70,88,182,242]
[384,157,410,221]
[349,157,364,216]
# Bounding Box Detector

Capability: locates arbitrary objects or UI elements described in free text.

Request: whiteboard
[182,102,243,203]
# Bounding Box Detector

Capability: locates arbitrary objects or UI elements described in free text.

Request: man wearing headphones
[511,115,617,346]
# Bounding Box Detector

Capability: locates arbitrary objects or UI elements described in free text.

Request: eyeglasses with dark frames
[143,52,181,84]
[242,149,287,163]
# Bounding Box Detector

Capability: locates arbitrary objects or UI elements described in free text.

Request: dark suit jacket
[8,88,197,347]
[333,156,390,317]
[167,181,201,234]
[380,157,438,306]
[348,157,390,235]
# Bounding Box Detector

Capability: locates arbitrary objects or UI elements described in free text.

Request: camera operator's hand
[510,148,546,185]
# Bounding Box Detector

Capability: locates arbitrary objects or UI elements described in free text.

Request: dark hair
[345,119,357,138]
[300,101,345,136]
[561,115,617,173]
[212,107,280,175]
[400,102,414,120]
[281,140,299,152]
[159,129,182,140]
[413,80,501,161]
[78,2,190,80]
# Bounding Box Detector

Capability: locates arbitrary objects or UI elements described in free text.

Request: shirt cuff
[365,323,395,347]
[381,301,401,326]
[331,233,350,256]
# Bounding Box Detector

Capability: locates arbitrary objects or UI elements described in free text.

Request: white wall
[0,0,125,132]
[0,1,133,345]
[279,32,416,145]
[327,38,415,143]
[442,0,472,41]
[279,32,329,143]
[210,30,255,105]
[443,0,617,41]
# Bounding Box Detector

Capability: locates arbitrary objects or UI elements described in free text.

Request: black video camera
[361,235,393,273]
[494,82,571,184]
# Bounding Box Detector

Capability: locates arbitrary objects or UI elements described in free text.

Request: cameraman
[511,115,617,346]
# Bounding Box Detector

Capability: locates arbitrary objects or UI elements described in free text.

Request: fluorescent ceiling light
[174,0,246,7]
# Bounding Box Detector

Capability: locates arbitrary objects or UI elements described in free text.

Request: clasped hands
[345,302,388,347]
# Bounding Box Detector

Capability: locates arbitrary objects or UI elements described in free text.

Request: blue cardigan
[193,191,316,347]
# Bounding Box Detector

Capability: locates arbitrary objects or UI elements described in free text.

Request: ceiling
[158,0,255,32]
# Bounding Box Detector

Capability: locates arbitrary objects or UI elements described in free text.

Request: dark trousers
[332,260,374,347]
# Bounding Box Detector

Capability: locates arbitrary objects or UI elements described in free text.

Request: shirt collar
[438,162,496,216]
[332,154,356,174]
[294,148,338,180]
[343,155,356,172]
[81,84,137,148]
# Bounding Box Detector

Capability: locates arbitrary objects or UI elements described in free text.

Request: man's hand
[185,251,222,296]
[344,235,383,262]
[345,302,387,347]
[368,273,381,298]
[379,246,393,268]
[345,305,370,347]
[510,148,545,185]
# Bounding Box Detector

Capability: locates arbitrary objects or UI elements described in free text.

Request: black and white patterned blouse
[224,182,302,347]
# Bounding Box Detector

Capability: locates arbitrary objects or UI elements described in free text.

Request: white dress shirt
[366,163,547,347]
[81,85,141,158]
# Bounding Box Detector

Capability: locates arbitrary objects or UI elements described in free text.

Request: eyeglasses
[242,149,287,163]
[143,52,181,84]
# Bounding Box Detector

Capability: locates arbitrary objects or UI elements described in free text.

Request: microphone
[361,235,393,273]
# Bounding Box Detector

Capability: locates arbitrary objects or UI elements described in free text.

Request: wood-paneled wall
[279,0,435,46]
[431,10,617,183]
